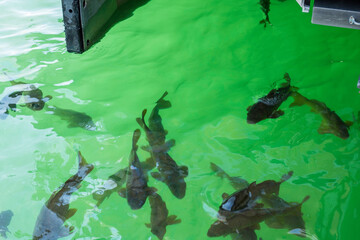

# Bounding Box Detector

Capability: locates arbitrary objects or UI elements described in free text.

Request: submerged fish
[92,168,127,207]
[33,151,94,240]
[137,92,188,199]
[259,0,271,27]
[220,171,293,212]
[230,228,258,240]
[208,196,309,238]
[290,92,352,139]
[146,193,181,240]
[210,162,249,190]
[247,73,298,124]
[119,129,156,210]
[10,80,52,111]
[0,210,13,238]
[46,106,96,131]
[262,194,308,235]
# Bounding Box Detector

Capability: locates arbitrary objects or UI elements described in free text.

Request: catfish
[92,168,127,207]
[220,171,293,212]
[146,193,181,240]
[210,162,249,190]
[0,210,13,238]
[230,228,258,240]
[119,129,156,210]
[46,106,96,131]
[137,92,188,199]
[290,92,352,139]
[33,151,94,240]
[208,196,309,237]
[262,195,308,235]
[247,73,298,124]
[9,80,52,111]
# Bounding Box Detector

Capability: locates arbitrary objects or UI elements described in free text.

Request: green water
[1,0,360,239]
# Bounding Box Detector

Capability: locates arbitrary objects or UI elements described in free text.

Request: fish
[210,162,249,190]
[259,0,271,27]
[119,129,156,210]
[46,106,96,131]
[220,171,293,212]
[9,80,52,111]
[247,73,298,124]
[136,92,188,199]
[33,151,94,240]
[0,210,13,238]
[289,92,352,139]
[145,193,181,240]
[262,194,308,235]
[207,196,309,237]
[357,76,360,93]
[92,168,127,207]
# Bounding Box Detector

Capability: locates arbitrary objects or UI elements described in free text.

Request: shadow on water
[91,0,152,49]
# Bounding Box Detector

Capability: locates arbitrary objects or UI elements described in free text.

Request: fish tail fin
[77,151,93,170]
[156,91,171,109]
[132,129,141,150]
[280,171,293,183]
[210,162,230,179]
[167,215,181,225]
[289,92,306,108]
[136,109,151,131]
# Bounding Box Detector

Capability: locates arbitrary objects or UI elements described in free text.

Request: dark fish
[33,152,94,240]
[208,196,309,237]
[137,92,188,199]
[247,73,298,124]
[262,195,308,235]
[290,92,352,139]
[119,129,155,210]
[145,193,181,240]
[259,0,271,27]
[210,162,249,190]
[10,81,52,111]
[92,168,127,207]
[46,106,96,131]
[220,171,293,212]
[0,210,13,238]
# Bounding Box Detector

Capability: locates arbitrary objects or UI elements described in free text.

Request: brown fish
[33,151,94,240]
[247,73,298,124]
[137,92,188,199]
[262,195,308,236]
[208,196,309,237]
[220,171,293,212]
[119,129,156,210]
[145,193,181,240]
[290,92,352,139]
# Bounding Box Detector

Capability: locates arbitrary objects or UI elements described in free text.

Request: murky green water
[1,0,360,239]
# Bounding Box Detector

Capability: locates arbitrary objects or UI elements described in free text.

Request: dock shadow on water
[90,0,152,49]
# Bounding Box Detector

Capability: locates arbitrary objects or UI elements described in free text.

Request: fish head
[168,179,186,199]
[334,125,350,139]
[220,188,251,211]
[26,100,45,111]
